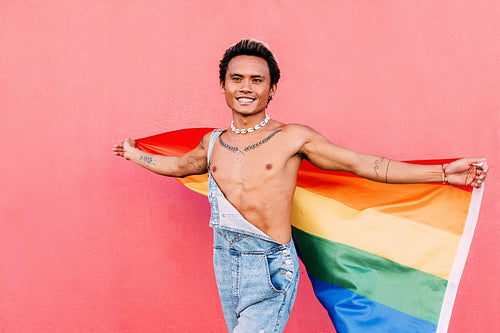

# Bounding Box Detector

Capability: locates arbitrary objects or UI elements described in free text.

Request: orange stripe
[177,175,208,196]
[297,171,471,235]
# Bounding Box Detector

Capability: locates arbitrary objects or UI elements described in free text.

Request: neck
[231,112,267,128]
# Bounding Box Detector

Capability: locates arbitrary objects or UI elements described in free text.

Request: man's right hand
[112,138,136,159]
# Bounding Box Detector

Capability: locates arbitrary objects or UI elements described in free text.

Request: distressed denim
[207,130,300,333]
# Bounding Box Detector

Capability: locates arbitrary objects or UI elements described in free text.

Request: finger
[471,158,487,167]
[471,177,481,187]
[476,163,488,179]
[481,162,489,173]
[465,166,477,184]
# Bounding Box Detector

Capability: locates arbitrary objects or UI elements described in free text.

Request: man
[113,39,488,332]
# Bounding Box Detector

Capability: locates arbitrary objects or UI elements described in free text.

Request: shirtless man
[113,39,488,332]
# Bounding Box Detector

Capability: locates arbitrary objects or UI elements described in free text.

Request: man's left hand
[444,158,488,188]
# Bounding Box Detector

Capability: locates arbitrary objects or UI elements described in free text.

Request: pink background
[1,1,498,332]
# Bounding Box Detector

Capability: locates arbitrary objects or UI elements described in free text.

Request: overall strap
[207,129,225,166]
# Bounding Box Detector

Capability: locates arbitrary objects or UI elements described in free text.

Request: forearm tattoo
[374,157,391,183]
[385,159,391,183]
[373,157,385,177]
[140,155,156,167]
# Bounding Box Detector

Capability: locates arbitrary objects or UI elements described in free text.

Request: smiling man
[113,39,488,332]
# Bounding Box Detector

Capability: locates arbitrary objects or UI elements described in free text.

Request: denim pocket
[266,248,295,294]
[216,228,249,245]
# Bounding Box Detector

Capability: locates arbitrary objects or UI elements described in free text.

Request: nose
[238,79,253,92]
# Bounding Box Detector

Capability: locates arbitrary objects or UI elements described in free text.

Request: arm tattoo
[140,155,156,167]
[187,155,204,172]
[373,157,385,177]
[385,159,391,183]
[374,157,392,183]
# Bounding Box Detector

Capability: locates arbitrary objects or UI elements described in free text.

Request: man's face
[221,55,276,116]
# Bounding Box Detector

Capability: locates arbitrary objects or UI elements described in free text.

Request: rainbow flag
[136,128,484,333]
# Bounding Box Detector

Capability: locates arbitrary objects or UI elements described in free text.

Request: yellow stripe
[291,187,463,279]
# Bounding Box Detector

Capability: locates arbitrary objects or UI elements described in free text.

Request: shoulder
[200,130,219,150]
[275,123,319,140]
[268,122,324,155]
[276,122,339,155]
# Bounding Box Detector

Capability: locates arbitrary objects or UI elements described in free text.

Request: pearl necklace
[231,114,270,134]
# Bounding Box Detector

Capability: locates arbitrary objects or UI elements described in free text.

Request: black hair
[219,39,280,86]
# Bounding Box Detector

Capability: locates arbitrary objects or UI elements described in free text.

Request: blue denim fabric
[207,130,300,333]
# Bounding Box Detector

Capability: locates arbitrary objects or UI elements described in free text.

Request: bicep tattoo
[187,155,205,172]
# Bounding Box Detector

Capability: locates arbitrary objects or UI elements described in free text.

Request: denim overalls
[207,129,300,333]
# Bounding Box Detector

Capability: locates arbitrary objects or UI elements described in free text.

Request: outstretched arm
[112,133,211,177]
[297,126,488,187]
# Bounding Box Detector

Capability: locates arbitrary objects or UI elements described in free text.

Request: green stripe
[293,227,447,324]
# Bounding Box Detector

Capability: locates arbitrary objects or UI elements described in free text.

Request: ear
[269,84,277,97]
[220,81,225,94]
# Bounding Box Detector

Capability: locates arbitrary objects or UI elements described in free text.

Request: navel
[265,164,272,170]
[212,166,217,172]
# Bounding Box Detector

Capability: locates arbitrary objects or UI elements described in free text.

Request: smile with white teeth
[237,97,255,103]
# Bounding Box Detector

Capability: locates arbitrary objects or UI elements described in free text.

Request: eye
[252,78,262,83]
[232,77,241,82]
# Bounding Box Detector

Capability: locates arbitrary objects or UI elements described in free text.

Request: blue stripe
[308,274,437,333]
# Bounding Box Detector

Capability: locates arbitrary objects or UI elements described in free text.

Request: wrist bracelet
[442,164,451,187]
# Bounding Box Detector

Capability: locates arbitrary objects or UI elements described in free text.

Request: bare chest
[210,142,281,185]
[209,130,296,186]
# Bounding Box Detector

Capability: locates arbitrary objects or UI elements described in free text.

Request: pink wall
[1,1,498,332]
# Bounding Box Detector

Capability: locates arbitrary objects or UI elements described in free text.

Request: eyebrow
[229,73,266,79]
